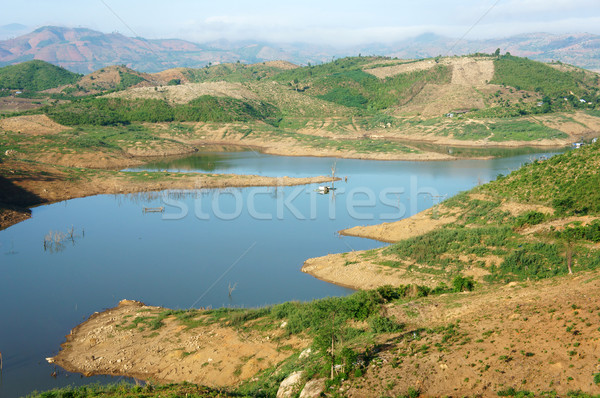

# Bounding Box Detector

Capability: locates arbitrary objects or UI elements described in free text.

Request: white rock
[299,348,312,359]
[299,378,326,398]
[276,371,304,398]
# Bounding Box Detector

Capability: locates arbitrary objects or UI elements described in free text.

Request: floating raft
[142,207,165,213]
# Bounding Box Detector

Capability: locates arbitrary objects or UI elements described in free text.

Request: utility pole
[330,312,336,380]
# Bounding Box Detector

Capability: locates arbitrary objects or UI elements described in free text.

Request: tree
[291,78,300,92]
[494,48,501,58]
[561,228,578,275]
[313,309,346,380]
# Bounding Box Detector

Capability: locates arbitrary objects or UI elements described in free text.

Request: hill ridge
[1,26,600,73]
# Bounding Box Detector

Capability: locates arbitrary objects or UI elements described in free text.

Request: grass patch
[451,119,567,142]
[26,382,227,397]
[0,60,81,91]
[45,96,282,127]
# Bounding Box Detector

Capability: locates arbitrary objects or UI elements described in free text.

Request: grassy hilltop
[2,54,600,181]
[1,54,599,145]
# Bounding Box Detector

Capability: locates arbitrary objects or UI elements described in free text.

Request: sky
[1,0,600,45]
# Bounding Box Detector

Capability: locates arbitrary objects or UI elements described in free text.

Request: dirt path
[51,300,309,387]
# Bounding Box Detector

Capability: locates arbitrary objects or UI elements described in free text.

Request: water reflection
[43,226,85,253]
[395,140,568,158]
[133,146,250,172]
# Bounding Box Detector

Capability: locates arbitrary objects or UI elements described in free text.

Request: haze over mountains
[0,25,599,74]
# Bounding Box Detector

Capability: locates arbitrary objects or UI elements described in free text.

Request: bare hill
[104,81,260,104]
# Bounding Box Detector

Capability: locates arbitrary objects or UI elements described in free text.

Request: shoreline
[48,272,600,397]
[184,135,568,163]
[51,299,309,388]
[1,131,563,231]
[302,206,458,290]
[185,139,457,162]
[0,158,337,230]
[339,205,457,243]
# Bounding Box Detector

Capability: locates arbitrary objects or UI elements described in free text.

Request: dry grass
[104,81,260,104]
[0,114,70,135]
[364,59,438,79]
[255,60,298,70]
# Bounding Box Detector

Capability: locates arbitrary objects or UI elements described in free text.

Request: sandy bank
[51,300,308,387]
[302,207,457,290]
[340,206,457,243]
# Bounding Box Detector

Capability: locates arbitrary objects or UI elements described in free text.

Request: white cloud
[3,0,600,45]
[472,16,600,39]
[487,0,600,21]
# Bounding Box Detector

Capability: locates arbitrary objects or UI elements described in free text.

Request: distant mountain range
[1,26,599,73]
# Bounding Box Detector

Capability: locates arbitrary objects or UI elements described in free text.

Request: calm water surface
[0,148,562,397]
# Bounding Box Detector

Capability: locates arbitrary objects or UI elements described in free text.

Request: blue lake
[0,148,562,397]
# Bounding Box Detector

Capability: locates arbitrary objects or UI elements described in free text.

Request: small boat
[318,186,330,194]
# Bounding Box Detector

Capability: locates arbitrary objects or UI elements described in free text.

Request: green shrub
[117,71,146,90]
[496,387,534,397]
[558,221,600,243]
[376,285,404,301]
[368,315,405,333]
[404,387,421,398]
[514,211,546,228]
[281,291,381,335]
[452,275,475,292]
[493,243,563,281]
